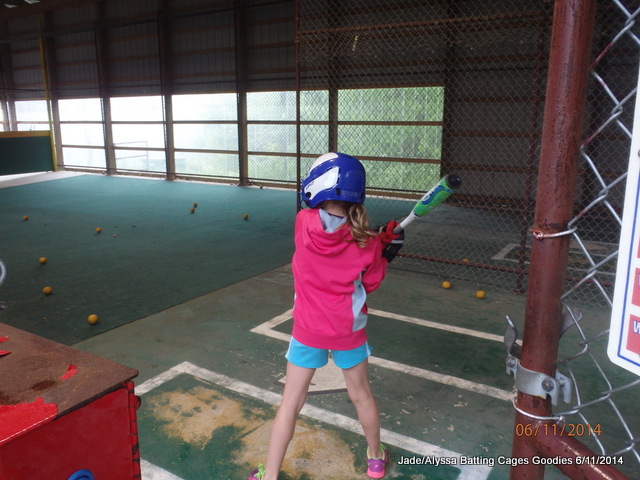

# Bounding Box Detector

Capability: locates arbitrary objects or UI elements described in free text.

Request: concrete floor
[75,262,529,480]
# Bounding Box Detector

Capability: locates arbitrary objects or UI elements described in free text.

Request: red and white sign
[608,64,640,376]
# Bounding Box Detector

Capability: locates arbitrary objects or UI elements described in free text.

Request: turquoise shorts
[286,337,372,369]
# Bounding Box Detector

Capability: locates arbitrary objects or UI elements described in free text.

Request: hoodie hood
[296,208,352,257]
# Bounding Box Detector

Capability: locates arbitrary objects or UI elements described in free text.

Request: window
[251,86,445,191]
[15,100,49,131]
[59,98,105,169]
[50,87,444,189]
[247,91,297,183]
[111,96,165,172]
[172,93,239,179]
[337,87,444,192]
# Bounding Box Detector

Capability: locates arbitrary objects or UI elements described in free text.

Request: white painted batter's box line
[136,361,492,480]
[251,308,514,402]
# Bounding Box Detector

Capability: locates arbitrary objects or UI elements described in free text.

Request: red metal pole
[535,428,629,480]
[510,0,598,478]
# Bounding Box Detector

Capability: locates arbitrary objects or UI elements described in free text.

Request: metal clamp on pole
[512,360,572,405]
[504,315,572,405]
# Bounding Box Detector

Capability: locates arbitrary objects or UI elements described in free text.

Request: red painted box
[0,323,139,479]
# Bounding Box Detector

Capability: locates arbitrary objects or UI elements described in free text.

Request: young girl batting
[248,152,403,480]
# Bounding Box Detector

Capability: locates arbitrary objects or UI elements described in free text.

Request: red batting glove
[378,220,401,246]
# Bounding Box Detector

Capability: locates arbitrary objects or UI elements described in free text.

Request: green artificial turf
[0,175,296,344]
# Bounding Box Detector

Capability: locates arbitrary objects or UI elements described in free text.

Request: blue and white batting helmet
[301,152,366,207]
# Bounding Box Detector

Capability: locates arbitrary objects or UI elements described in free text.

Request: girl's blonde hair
[320,200,377,248]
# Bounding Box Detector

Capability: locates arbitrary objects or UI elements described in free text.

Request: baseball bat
[393,173,462,234]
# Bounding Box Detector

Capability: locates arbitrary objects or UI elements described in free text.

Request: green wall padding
[0,132,55,176]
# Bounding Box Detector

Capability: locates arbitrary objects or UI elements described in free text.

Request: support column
[510,1,598,477]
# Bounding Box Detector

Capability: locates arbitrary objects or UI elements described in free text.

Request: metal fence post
[509,0,613,478]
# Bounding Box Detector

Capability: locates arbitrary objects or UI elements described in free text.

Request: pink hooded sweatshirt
[291,208,389,350]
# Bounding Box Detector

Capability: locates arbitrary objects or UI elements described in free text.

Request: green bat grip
[394,173,462,233]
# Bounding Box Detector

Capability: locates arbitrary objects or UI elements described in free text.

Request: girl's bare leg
[262,361,316,480]
[342,359,382,458]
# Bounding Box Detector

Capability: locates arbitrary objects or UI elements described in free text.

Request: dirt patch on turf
[147,384,360,479]
[238,420,359,479]
[147,385,255,448]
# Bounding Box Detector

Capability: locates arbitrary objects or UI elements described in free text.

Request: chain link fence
[563,2,639,308]
[296,0,553,296]
[296,0,638,310]
[297,1,640,478]
[553,1,640,477]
